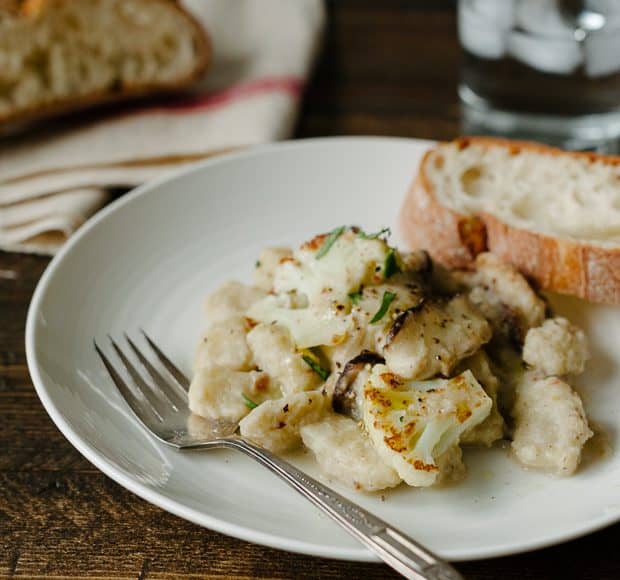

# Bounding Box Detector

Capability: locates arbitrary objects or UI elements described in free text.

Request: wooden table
[2,1,619,578]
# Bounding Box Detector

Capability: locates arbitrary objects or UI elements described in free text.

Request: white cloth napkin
[0,0,325,254]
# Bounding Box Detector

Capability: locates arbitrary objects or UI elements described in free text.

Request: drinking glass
[459,0,620,152]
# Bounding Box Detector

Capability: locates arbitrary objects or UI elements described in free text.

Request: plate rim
[25,136,620,562]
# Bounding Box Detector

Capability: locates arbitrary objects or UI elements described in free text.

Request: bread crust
[399,136,620,304]
[483,213,620,304]
[399,148,486,270]
[0,0,211,129]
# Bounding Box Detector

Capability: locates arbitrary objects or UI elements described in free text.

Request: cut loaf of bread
[399,137,620,304]
[0,0,210,128]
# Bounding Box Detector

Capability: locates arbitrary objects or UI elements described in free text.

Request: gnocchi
[188,227,594,491]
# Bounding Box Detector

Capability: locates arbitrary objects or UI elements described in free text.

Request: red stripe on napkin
[158,76,305,114]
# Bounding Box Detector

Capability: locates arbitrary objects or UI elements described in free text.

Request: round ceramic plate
[27,137,620,562]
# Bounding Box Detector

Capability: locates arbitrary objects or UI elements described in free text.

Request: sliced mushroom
[332,350,385,418]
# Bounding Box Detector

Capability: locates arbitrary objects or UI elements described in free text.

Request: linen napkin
[0,0,325,255]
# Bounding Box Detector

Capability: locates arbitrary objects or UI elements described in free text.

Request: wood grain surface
[1,1,619,578]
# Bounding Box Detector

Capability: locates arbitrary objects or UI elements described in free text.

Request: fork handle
[223,438,462,580]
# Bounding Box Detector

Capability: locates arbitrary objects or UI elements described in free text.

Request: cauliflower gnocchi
[189,227,594,492]
[246,323,322,394]
[300,414,402,491]
[456,252,546,344]
[511,375,593,475]
[193,315,254,372]
[239,389,331,453]
[189,367,275,423]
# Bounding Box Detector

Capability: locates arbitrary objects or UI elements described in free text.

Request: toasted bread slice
[399,137,620,304]
[0,0,210,128]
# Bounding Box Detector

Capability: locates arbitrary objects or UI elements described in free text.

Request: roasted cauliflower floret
[458,351,505,446]
[203,281,267,323]
[362,365,492,486]
[193,315,254,372]
[247,229,419,349]
[300,414,401,491]
[246,323,322,395]
[511,375,593,475]
[523,317,589,376]
[381,295,492,380]
[272,227,397,306]
[239,389,331,453]
[253,247,293,291]
[247,294,351,349]
[458,252,546,343]
[188,368,276,423]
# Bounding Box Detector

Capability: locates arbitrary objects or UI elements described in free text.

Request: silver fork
[94,331,463,580]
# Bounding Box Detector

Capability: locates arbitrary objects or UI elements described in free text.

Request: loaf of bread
[0,0,210,127]
[399,137,620,304]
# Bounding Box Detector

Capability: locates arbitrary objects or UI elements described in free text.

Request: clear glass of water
[459,0,620,152]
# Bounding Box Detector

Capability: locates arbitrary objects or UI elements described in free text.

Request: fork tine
[124,332,187,408]
[107,336,170,422]
[140,329,190,390]
[94,340,162,428]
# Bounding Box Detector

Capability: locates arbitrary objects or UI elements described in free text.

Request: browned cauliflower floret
[362,365,492,486]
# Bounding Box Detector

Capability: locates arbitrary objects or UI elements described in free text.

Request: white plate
[27,137,620,562]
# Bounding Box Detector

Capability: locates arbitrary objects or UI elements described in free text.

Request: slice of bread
[0,0,210,128]
[399,137,620,304]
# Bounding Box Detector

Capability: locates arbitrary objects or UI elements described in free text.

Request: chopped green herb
[242,393,258,409]
[302,354,331,381]
[384,248,401,279]
[316,226,346,259]
[370,291,397,324]
[358,227,391,240]
[255,260,261,268]
[348,291,362,304]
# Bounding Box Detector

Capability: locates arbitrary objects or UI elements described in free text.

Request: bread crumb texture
[426,139,620,247]
[0,0,206,119]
